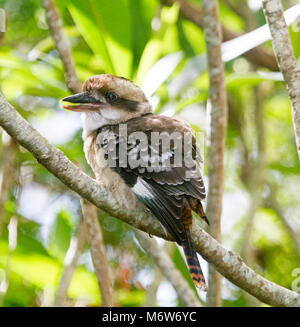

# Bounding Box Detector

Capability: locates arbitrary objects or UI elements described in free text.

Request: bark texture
[262,0,300,160]
[41,0,81,93]
[55,217,86,306]
[202,0,228,307]
[0,9,5,47]
[81,199,114,307]
[0,132,17,236]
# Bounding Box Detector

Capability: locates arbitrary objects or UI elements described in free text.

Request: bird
[62,74,208,291]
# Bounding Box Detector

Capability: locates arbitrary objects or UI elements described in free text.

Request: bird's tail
[182,230,207,291]
[181,198,207,291]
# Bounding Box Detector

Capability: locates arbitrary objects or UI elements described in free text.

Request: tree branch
[55,216,86,307]
[160,0,279,71]
[224,0,256,31]
[142,265,162,306]
[41,0,81,93]
[80,199,114,307]
[0,95,299,306]
[202,0,228,307]
[262,0,300,160]
[0,131,17,236]
[0,9,5,47]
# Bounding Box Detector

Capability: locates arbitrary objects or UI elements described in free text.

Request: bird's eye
[105,92,118,103]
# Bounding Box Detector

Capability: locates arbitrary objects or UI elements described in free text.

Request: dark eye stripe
[116,98,139,111]
[104,92,139,111]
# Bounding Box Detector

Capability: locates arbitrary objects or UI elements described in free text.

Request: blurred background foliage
[0,0,299,307]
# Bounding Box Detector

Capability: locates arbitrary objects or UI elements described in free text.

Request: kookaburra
[62,74,208,291]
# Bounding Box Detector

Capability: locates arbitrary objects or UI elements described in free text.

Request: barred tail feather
[182,232,207,291]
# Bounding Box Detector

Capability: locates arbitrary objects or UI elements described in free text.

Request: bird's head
[61,74,152,137]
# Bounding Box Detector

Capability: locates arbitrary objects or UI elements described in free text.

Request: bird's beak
[61,92,103,112]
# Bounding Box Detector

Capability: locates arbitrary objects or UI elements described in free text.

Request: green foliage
[48,210,73,262]
[0,0,300,307]
[253,209,300,289]
[66,0,157,78]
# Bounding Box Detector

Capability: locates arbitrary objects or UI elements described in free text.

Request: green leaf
[67,0,133,77]
[48,210,72,262]
[142,52,183,98]
[179,20,206,55]
[136,38,162,86]
[29,26,80,60]
[129,0,157,70]
[174,94,207,114]
[0,241,101,305]
[290,24,300,59]
[116,289,145,307]
[0,51,68,99]
[226,72,283,89]
[161,2,180,25]
[168,54,207,98]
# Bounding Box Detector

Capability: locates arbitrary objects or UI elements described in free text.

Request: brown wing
[97,114,206,244]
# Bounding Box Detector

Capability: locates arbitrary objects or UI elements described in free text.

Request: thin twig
[41,0,81,93]
[0,96,299,306]
[135,230,201,307]
[224,0,255,31]
[262,0,300,160]
[0,9,6,47]
[160,0,278,71]
[241,85,265,265]
[0,131,17,236]
[81,199,114,307]
[265,182,300,259]
[202,0,228,307]
[55,216,86,307]
[142,265,162,307]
